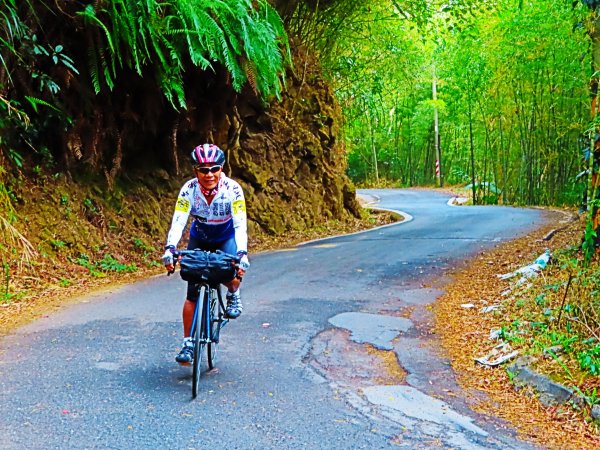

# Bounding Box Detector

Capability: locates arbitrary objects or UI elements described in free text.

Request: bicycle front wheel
[192,285,207,399]
[207,289,220,370]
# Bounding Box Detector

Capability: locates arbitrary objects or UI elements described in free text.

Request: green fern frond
[242,59,258,96]
[99,48,114,91]
[77,5,115,54]
[24,95,60,113]
[87,45,101,93]
[75,0,290,105]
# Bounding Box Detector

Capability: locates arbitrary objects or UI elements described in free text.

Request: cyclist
[162,143,250,365]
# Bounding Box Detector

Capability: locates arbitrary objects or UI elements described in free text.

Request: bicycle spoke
[207,288,220,369]
[192,285,206,399]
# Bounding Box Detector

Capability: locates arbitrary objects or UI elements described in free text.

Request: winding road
[0,189,548,449]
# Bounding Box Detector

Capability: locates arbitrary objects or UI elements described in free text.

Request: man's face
[194,164,222,191]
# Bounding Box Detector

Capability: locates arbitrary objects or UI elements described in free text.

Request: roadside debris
[475,342,519,367]
[498,249,551,286]
[472,252,551,366]
[542,345,564,357]
[449,196,469,206]
[489,328,502,340]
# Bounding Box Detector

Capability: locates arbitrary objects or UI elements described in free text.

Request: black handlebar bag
[179,251,236,284]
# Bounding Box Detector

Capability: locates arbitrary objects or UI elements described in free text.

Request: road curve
[0,189,547,449]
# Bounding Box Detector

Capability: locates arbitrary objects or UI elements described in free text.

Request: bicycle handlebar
[167,249,241,276]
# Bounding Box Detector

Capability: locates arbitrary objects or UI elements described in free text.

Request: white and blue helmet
[191,143,226,166]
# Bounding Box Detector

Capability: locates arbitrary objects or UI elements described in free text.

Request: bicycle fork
[190,286,211,345]
[191,287,229,345]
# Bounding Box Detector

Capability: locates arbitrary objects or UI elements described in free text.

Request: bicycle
[170,249,240,399]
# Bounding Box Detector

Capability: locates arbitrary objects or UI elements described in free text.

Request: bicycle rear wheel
[192,285,207,399]
[207,288,220,370]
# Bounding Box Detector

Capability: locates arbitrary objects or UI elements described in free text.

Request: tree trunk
[467,90,476,204]
[588,12,600,251]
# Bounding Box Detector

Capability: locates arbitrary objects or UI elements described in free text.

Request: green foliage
[77,0,290,107]
[574,385,599,408]
[577,343,600,376]
[313,0,590,204]
[131,237,157,267]
[323,2,435,185]
[498,323,526,345]
[83,197,97,213]
[282,1,373,63]
[501,250,600,386]
[24,96,61,114]
[75,252,137,277]
[544,346,575,380]
[582,209,598,266]
[0,0,77,169]
[1,260,10,303]
[98,254,136,273]
[49,239,66,250]
[0,242,25,304]
[547,331,579,353]
[0,0,290,178]
[132,237,155,254]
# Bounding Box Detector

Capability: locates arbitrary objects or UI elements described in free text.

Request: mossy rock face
[2,173,175,276]
[1,42,359,292]
[225,46,359,234]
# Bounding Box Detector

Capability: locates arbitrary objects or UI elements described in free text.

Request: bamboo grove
[322,1,593,207]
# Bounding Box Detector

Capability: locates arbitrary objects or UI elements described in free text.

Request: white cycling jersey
[166,174,248,252]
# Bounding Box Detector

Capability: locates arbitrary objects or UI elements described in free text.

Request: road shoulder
[434,209,600,448]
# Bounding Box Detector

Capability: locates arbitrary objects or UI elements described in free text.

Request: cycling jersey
[166,174,248,253]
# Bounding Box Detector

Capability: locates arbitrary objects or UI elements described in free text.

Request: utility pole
[433,66,442,187]
[367,110,379,183]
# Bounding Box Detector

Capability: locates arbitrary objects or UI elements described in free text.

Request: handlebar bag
[180,251,236,284]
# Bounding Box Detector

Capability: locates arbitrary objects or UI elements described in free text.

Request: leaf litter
[434,208,600,449]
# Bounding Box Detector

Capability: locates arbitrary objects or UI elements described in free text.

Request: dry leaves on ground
[434,209,600,449]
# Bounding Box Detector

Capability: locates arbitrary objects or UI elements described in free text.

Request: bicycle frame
[170,248,239,399]
[190,283,229,344]
[190,281,229,399]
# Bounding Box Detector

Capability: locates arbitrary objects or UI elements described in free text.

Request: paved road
[0,189,547,449]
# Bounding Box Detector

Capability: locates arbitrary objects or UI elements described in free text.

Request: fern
[87,45,101,93]
[24,95,60,113]
[74,0,290,106]
[77,5,115,54]
[242,59,258,96]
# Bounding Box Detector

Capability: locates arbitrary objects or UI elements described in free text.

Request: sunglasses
[195,165,222,174]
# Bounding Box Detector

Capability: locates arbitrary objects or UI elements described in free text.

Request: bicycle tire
[207,288,220,370]
[192,285,207,399]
